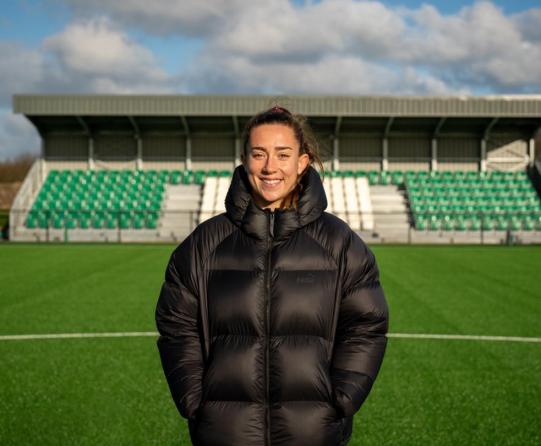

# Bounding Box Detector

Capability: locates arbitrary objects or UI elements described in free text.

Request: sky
[1,0,541,160]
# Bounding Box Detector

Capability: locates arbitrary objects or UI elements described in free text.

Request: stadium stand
[9,95,541,243]
[405,170,541,232]
[18,167,541,239]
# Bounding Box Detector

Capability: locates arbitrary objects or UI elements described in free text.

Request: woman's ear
[297,153,310,175]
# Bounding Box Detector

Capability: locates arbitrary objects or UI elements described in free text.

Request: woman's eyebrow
[250,146,293,151]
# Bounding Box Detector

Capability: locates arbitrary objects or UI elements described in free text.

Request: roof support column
[181,116,191,171]
[333,116,342,172]
[333,138,340,171]
[480,139,487,172]
[128,117,142,170]
[382,117,394,171]
[40,140,47,177]
[529,137,535,167]
[88,138,95,170]
[481,118,499,172]
[431,118,446,172]
[136,138,143,170]
[186,137,192,171]
[382,139,389,171]
[233,116,241,167]
[431,139,438,171]
[235,138,241,167]
[76,116,94,170]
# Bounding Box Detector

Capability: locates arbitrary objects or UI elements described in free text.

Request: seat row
[47,168,232,186]
[405,170,540,231]
[26,210,159,230]
[415,215,540,231]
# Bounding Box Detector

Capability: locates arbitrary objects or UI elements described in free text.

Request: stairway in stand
[158,184,201,242]
[370,185,410,243]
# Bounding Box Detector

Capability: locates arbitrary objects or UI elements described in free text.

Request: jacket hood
[224,164,327,241]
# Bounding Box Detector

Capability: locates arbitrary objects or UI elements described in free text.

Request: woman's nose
[263,154,277,172]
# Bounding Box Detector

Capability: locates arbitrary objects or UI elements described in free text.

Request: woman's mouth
[261,178,283,189]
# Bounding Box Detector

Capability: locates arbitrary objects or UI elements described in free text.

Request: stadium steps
[197,172,232,224]
[370,185,410,229]
[357,176,374,231]
[159,184,201,240]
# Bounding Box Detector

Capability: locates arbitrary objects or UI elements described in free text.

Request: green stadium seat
[79,218,90,229]
[429,219,441,231]
[170,171,182,185]
[442,218,455,231]
[470,218,481,231]
[105,218,117,229]
[521,219,534,231]
[455,218,467,231]
[133,217,144,229]
[509,219,522,231]
[145,219,158,229]
[91,218,104,229]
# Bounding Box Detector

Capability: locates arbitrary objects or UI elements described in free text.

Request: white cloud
[188,1,525,95]
[512,7,541,43]
[397,2,541,88]
[185,51,466,96]
[0,42,44,104]
[43,17,168,84]
[53,0,248,36]
[0,113,40,161]
[0,18,174,159]
[45,1,541,93]
[2,1,541,160]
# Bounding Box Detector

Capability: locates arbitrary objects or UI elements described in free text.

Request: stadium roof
[13,94,541,137]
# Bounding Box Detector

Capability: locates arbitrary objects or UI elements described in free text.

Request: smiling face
[242,123,310,211]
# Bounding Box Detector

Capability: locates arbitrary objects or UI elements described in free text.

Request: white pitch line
[388,333,541,343]
[0,331,158,341]
[0,331,540,343]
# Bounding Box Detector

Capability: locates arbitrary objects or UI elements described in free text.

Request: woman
[155,106,389,446]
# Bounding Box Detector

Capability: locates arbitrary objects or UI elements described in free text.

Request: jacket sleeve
[155,240,204,421]
[331,231,389,418]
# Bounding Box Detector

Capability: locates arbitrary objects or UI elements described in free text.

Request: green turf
[0,244,540,445]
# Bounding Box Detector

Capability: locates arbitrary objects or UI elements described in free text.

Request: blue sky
[1,0,541,159]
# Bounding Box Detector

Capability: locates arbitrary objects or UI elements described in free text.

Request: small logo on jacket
[296,273,315,284]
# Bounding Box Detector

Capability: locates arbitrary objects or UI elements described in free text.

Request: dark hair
[241,106,325,210]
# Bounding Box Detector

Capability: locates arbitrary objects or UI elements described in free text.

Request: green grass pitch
[0,243,539,445]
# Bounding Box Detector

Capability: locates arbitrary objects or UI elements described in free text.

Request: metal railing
[8,208,541,245]
[10,209,199,243]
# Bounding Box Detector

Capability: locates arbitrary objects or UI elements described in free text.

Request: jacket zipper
[264,210,274,446]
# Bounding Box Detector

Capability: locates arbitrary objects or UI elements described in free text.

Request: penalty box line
[0,332,540,343]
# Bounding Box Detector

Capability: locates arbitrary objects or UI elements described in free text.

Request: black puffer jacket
[156,165,388,446]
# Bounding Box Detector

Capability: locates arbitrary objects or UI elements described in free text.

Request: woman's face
[243,123,309,211]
